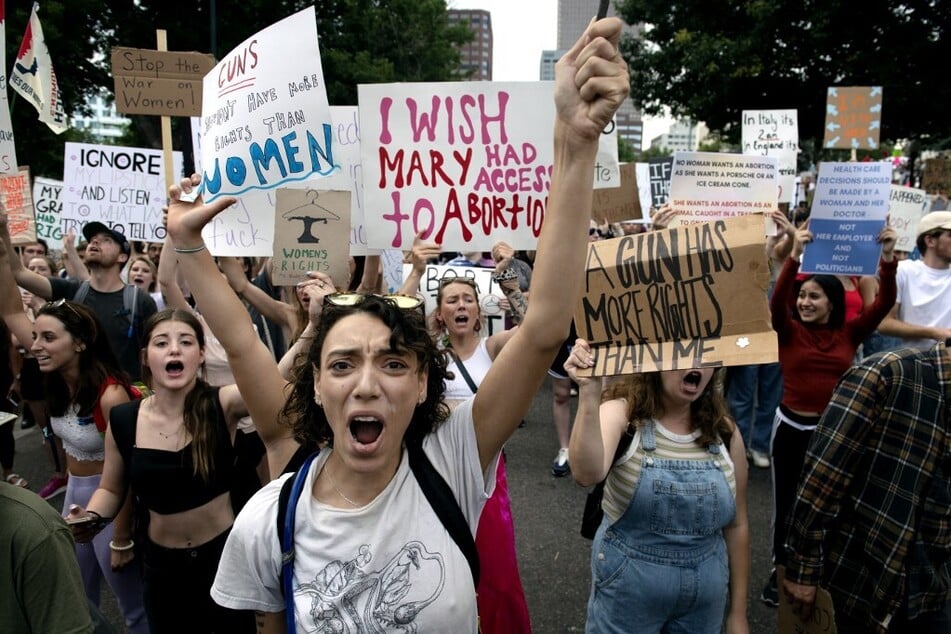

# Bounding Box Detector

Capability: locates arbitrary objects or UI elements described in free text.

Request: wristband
[491,268,518,284]
[173,243,207,254]
[109,539,135,552]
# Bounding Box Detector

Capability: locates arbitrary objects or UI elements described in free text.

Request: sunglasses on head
[323,292,424,310]
[43,298,83,321]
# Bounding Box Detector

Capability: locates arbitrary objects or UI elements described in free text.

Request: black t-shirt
[49,277,157,381]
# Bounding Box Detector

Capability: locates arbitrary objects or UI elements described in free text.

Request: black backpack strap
[449,351,479,394]
[72,280,91,303]
[276,451,320,632]
[109,400,142,483]
[407,439,480,587]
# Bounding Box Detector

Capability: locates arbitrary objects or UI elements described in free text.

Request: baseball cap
[82,222,131,255]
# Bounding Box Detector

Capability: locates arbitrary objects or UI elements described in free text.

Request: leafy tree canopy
[616,0,951,161]
[7,0,471,177]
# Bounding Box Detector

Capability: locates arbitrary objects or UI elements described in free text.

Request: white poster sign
[32,176,63,248]
[741,109,798,203]
[199,6,337,202]
[888,185,928,253]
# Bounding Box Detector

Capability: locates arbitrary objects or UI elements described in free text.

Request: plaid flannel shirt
[785,343,951,631]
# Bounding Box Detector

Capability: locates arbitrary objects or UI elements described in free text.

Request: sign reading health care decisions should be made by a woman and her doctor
[199,6,337,203]
[358,81,620,252]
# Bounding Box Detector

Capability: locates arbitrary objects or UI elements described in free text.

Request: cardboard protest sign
[922,157,951,194]
[888,185,928,253]
[404,264,510,336]
[668,151,778,226]
[573,215,777,375]
[776,566,837,634]
[823,86,883,150]
[32,176,63,248]
[648,157,673,208]
[593,163,641,223]
[112,48,216,117]
[742,109,798,203]
[200,6,336,202]
[61,142,182,243]
[272,189,350,286]
[800,162,890,276]
[1,168,34,243]
[359,81,620,251]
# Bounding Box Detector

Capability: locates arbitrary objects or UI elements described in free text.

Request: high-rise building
[447,9,493,81]
[650,119,710,153]
[551,1,643,152]
[71,94,130,141]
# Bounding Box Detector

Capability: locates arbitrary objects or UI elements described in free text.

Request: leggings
[62,472,149,634]
[143,528,255,633]
[770,420,814,566]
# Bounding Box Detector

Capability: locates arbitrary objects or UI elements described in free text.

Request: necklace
[325,463,361,508]
[156,428,179,439]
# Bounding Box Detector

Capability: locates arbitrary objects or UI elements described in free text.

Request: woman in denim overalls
[567,340,750,633]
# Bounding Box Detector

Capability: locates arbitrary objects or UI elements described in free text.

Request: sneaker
[551,448,570,477]
[760,570,779,608]
[749,450,771,469]
[38,475,68,500]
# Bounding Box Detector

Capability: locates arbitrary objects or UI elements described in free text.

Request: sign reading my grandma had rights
[358,81,620,251]
[31,177,63,248]
[800,161,890,276]
[200,6,337,202]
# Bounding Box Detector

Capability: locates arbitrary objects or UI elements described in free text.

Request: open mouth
[684,370,703,387]
[349,416,384,445]
[165,361,184,375]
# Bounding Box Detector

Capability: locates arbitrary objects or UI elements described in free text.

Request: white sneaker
[551,448,570,477]
[749,450,771,469]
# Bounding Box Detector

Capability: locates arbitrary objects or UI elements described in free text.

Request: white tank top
[444,339,493,400]
[50,403,105,462]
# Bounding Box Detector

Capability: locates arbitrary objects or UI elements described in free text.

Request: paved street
[10,377,779,632]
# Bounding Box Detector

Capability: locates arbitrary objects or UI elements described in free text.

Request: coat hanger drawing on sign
[281,190,342,244]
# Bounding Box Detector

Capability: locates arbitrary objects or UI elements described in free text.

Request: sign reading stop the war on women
[32,176,63,248]
[741,110,798,203]
[358,81,621,251]
[668,151,778,229]
[61,143,183,243]
[199,6,338,202]
[800,161,890,276]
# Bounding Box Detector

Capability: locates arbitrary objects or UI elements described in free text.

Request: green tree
[7,0,472,178]
[616,0,951,158]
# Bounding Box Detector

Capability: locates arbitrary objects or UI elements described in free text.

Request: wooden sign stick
[156,29,175,191]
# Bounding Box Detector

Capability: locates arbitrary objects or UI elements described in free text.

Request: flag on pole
[9,2,66,134]
[0,0,19,172]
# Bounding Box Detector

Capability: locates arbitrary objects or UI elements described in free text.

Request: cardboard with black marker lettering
[776,565,838,634]
[573,214,777,375]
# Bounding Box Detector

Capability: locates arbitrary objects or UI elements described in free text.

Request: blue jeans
[726,363,782,455]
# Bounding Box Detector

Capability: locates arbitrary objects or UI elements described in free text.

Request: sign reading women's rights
[888,185,928,253]
[200,6,337,202]
[668,152,778,228]
[741,110,798,203]
[800,161,890,276]
[62,142,182,242]
[405,264,510,336]
[573,215,777,376]
[32,176,63,248]
[272,188,351,287]
[359,81,620,251]
[1,168,35,243]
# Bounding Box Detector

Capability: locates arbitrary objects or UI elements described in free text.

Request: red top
[771,257,897,414]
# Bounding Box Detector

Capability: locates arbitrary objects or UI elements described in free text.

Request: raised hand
[166,174,236,249]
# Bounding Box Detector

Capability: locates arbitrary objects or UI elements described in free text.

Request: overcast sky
[449,0,672,149]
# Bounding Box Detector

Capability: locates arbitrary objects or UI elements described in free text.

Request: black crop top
[110,391,237,515]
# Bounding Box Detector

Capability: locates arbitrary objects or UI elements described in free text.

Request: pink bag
[475,458,532,633]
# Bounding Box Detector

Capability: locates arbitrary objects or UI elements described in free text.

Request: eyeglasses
[323,292,424,310]
[437,277,478,290]
[42,298,83,321]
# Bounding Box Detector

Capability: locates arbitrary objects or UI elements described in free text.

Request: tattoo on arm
[504,287,528,324]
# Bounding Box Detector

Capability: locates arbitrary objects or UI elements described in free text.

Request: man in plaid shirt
[783,342,951,632]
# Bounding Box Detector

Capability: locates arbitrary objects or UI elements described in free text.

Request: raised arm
[398,233,441,297]
[473,17,629,469]
[0,221,35,348]
[218,255,298,334]
[276,273,336,380]
[165,181,292,459]
[0,213,52,298]
[156,233,192,311]
[61,228,90,281]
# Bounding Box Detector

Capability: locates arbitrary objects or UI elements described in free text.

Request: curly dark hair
[280,295,451,448]
[603,368,733,448]
[37,301,129,418]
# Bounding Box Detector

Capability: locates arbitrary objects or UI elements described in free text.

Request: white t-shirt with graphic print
[211,398,496,633]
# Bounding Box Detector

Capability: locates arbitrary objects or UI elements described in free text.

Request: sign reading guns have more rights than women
[359,81,620,251]
[200,6,337,202]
